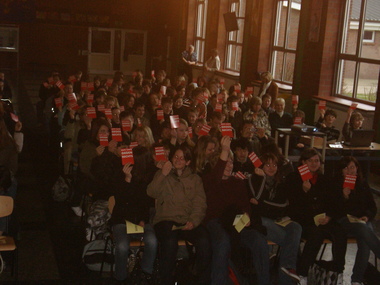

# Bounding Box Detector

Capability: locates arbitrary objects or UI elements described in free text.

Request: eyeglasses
[344,165,357,170]
[174,155,185,161]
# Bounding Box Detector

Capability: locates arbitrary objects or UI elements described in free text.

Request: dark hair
[231,137,252,153]
[161,97,173,106]
[134,102,145,109]
[171,145,193,162]
[260,153,279,166]
[131,146,155,183]
[325,109,337,118]
[337,156,363,181]
[90,118,111,143]
[261,142,285,166]
[298,148,323,166]
[120,110,135,120]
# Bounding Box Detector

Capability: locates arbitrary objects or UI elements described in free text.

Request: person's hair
[325,109,337,118]
[132,126,155,148]
[0,118,16,151]
[231,137,252,153]
[194,135,219,173]
[260,142,285,166]
[261,71,273,82]
[293,110,305,123]
[188,108,199,115]
[211,48,219,56]
[260,153,279,166]
[176,85,186,93]
[171,145,193,163]
[209,111,223,121]
[274,98,285,105]
[161,97,173,106]
[262,94,271,101]
[227,95,239,104]
[131,146,155,183]
[337,156,363,181]
[249,96,262,107]
[120,110,135,120]
[95,90,107,100]
[142,79,152,88]
[298,148,323,167]
[179,119,195,148]
[134,102,145,110]
[191,87,204,99]
[90,118,111,143]
[350,112,364,127]
[156,70,166,78]
[133,85,143,94]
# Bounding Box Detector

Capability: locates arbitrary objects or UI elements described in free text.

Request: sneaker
[299,275,307,285]
[71,206,83,217]
[280,267,301,282]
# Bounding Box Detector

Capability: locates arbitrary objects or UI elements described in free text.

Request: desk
[275,128,327,160]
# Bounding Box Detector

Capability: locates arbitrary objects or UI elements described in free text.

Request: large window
[225,0,246,72]
[271,0,301,83]
[336,0,379,103]
[195,0,208,63]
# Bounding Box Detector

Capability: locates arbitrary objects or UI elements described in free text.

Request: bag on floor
[52,175,72,202]
[82,239,113,272]
[87,200,111,240]
[308,261,343,285]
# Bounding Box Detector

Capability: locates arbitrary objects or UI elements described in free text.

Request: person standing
[179,45,197,84]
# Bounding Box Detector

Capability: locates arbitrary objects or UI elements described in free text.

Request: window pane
[195,40,205,63]
[274,1,288,47]
[237,20,245,43]
[357,62,379,102]
[283,52,295,82]
[234,45,242,71]
[361,4,379,60]
[229,30,237,41]
[337,60,356,98]
[196,4,204,37]
[342,0,358,55]
[273,50,284,80]
[287,1,301,49]
[91,30,111,53]
[239,0,246,16]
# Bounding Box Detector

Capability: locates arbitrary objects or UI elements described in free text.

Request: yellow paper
[314,213,326,226]
[234,213,250,233]
[126,220,144,234]
[347,214,366,224]
[275,216,292,227]
[172,224,186,231]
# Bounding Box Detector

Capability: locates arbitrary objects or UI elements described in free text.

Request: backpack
[52,175,72,202]
[82,239,113,272]
[87,200,111,240]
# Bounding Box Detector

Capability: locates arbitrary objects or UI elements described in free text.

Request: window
[225,0,246,72]
[270,0,301,83]
[336,0,379,103]
[194,0,208,63]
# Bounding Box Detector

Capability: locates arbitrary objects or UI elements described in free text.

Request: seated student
[342,108,364,142]
[145,93,161,121]
[268,98,293,138]
[132,126,155,149]
[248,153,302,284]
[285,148,347,285]
[193,135,219,176]
[111,107,121,128]
[202,136,268,285]
[147,146,211,285]
[134,102,150,128]
[110,146,158,283]
[173,94,187,119]
[239,120,270,155]
[150,97,173,141]
[139,79,152,106]
[186,108,199,128]
[315,109,340,142]
[225,95,243,132]
[243,96,271,137]
[169,119,195,151]
[231,137,254,177]
[261,94,274,115]
[191,118,207,144]
[333,156,380,285]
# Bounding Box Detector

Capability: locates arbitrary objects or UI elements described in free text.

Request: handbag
[308,261,343,285]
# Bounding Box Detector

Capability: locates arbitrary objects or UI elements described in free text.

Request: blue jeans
[338,217,380,283]
[207,219,272,285]
[261,217,302,285]
[112,223,157,281]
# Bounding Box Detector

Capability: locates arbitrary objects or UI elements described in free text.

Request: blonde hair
[194,135,219,173]
[132,126,155,148]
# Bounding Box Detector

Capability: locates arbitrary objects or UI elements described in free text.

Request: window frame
[194,0,208,63]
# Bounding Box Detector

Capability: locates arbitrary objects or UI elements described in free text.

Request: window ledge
[252,80,292,92]
[313,95,375,112]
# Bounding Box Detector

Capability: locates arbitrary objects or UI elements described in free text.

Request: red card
[234,84,241,92]
[343,175,356,189]
[87,82,94,91]
[170,115,180,129]
[248,152,262,168]
[10,113,19,122]
[157,110,164,120]
[246,87,253,94]
[68,75,76,83]
[199,125,211,136]
[86,107,97,118]
[232,102,239,111]
[350,103,358,110]
[318,101,326,110]
[81,82,87,91]
[69,101,79,110]
[217,94,224,103]
[235,171,246,180]
[188,127,193,138]
[56,81,65,90]
[151,70,155,77]
[137,118,142,127]
[160,85,167,95]
[87,93,94,104]
[54,97,63,108]
[293,117,302,125]
[99,134,109,146]
[292,95,299,105]
[220,79,225,86]
[104,108,112,119]
[298,164,313,181]
[215,103,223,112]
[112,128,122,142]
[97,104,105,113]
[221,123,233,138]
[129,142,138,149]
[155,146,167,162]
[119,105,125,112]
[121,148,134,165]
[106,79,113,87]
[67,93,77,103]
[121,119,132,132]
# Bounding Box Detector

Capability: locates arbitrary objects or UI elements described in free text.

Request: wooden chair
[0,196,18,279]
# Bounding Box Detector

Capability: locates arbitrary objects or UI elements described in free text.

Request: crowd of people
[1,66,379,285]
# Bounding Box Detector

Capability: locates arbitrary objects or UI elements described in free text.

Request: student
[333,156,380,285]
[147,146,211,285]
[132,126,155,149]
[261,94,274,115]
[315,109,340,142]
[169,119,195,151]
[202,136,267,285]
[193,135,219,176]
[342,108,364,142]
[231,137,254,177]
[243,96,271,137]
[110,146,158,283]
[285,148,347,285]
[248,153,302,284]
[134,102,150,128]
[150,97,173,140]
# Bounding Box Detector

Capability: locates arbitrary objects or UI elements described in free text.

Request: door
[88,28,114,75]
[120,30,147,75]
